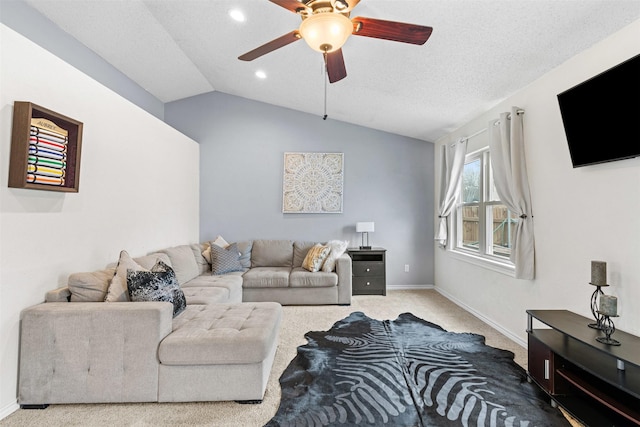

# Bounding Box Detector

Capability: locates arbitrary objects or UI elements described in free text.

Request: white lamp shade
[356,222,375,233]
[299,13,353,53]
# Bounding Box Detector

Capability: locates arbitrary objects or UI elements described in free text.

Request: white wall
[0,25,200,418]
[434,19,640,345]
[0,0,165,120]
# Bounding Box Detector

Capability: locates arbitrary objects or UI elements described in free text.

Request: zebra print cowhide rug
[265,312,570,427]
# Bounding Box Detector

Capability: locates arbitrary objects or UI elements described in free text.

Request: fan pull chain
[323,52,328,120]
[323,70,328,120]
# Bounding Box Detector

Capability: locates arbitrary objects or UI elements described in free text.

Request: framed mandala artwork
[283,152,344,214]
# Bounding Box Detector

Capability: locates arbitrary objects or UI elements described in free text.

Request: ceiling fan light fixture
[299,13,353,53]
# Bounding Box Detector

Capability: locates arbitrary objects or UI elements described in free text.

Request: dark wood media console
[526,310,640,426]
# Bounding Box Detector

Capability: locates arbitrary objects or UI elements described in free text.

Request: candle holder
[596,313,620,346]
[588,283,609,329]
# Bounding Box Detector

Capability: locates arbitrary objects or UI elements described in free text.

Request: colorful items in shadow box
[27,118,68,186]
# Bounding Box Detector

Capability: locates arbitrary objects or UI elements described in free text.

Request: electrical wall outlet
[404,264,410,273]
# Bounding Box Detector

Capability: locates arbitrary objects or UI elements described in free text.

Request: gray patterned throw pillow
[210,242,244,275]
[127,260,186,317]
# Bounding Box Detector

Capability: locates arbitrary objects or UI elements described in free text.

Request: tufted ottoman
[157,302,282,402]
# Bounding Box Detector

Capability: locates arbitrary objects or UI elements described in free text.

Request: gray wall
[165,92,435,287]
[0,0,164,120]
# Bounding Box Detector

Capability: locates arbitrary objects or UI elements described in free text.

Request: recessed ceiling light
[229,9,245,22]
[255,70,267,79]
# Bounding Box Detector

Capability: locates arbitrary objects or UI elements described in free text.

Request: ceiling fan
[238,0,433,83]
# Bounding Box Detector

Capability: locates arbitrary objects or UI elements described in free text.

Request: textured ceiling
[23,0,640,142]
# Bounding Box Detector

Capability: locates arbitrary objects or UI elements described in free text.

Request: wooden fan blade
[269,0,307,13]
[238,30,301,61]
[325,49,347,83]
[352,16,433,45]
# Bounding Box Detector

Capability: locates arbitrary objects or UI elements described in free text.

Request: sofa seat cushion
[181,272,244,288]
[242,267,291,288]
[289,267,338,288]
[181,287,229,305]
[181,273,243,303]
[159,302,282,365]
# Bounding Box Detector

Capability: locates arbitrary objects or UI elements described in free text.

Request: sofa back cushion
[68,267,116,302]
[157,245,200,285]
[134,253,172,270]
[293,241,320,267]
[251,240,293,267]
[191,243,210,275]
[237,240,253,269]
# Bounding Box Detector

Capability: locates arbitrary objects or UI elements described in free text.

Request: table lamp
[356,222,374,250]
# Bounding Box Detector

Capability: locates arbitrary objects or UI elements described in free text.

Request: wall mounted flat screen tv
[557,53,640,168]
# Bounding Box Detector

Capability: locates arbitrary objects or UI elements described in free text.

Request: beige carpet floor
[1,290,574,427]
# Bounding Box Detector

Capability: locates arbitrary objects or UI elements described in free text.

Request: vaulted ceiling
[23,0,640,141]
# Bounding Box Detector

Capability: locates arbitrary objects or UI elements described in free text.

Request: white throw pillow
[321,240,349,272]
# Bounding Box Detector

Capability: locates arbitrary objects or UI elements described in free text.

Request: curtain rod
[449,128,486,146]
[494,109,525,126]
[464,127,487,141]
[451,109,525,145]
[509,109,525,119]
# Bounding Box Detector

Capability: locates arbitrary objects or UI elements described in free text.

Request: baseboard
[435,287,526,348]
[387,284,434,290]
[0,400,19,421]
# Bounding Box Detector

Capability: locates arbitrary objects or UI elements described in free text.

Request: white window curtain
[435,138,467,247]
[489,107,535,279]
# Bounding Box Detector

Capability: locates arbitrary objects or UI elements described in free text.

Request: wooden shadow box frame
[8,101,83,192]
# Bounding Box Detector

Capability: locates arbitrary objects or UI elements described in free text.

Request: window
[452,148,515,272]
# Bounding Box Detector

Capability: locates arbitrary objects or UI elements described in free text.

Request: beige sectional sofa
[18,239,351,407]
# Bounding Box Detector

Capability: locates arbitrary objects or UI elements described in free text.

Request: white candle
[591,261,607,286]
[599,295,617,316]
